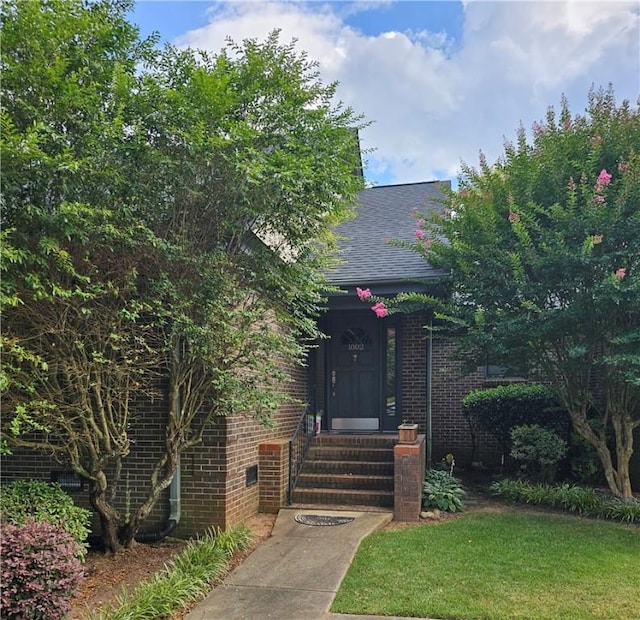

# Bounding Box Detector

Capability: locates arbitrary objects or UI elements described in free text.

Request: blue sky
[129,1,639,187]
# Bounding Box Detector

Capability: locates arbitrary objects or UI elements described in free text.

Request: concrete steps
[291,434,396,508]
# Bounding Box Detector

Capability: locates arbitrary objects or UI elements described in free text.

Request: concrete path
[186,508,436,620]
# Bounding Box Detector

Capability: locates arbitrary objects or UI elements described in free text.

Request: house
[7,179,597,539]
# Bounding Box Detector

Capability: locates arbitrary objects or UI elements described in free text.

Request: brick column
[394,434,426,521]
[258,440,290,513]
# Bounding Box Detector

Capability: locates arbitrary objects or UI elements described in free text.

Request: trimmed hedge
[463,383,566,452]
[490,478,640,523]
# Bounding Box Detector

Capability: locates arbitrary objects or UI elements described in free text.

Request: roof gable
[328,181,449,287]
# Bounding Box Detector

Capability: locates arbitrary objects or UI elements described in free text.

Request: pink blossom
[415,229,425,239]
[590,135,602,146]
[424,239,433,248]
[618,160,630,173]
[508,212,520,223]
[371,301,389,318]
[615,268,626,280]
[592,235,603,245]
[594,194,605,204]
[597,169,612,188]
[356,287,372,301]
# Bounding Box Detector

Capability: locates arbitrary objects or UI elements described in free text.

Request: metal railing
[288,405,317,504]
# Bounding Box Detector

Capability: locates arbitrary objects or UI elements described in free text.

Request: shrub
[0,519,85,620]
[423,469,466,513]
[463,383,566,457]
[0,480,91,557]
[510,424,567,482]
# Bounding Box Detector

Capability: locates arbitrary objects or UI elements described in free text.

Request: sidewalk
[185,508,435,620]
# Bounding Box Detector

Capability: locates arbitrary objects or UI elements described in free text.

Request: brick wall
[1,357,308,539]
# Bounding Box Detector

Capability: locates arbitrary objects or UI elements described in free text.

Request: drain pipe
[426,316,433,468]
[135,458,181,543]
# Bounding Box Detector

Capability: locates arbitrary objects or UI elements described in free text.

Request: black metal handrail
[288,405,317,503]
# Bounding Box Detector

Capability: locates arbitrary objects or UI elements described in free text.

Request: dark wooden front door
[329,314,381,431]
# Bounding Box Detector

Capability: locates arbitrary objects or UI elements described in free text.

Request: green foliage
[415,87,640,497]
[0,519,86,619]
[463,383,565,453]
[0,481,91,558]
[1,0,365,549]
[88,526,252,620]
[422,469,466,512]
[510,424,567,482]
[490,479,640,523]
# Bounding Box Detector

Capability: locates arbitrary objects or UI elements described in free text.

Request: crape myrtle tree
[407,88,640,497]
[1,0,365,552]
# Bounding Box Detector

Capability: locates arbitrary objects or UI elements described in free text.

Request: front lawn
[332,510,640,620]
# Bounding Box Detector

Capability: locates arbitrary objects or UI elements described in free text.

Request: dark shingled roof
[328,181,450,288]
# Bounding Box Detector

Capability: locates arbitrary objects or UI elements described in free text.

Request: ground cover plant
[332,510,640,620]
[84,526,251,620]
[491,478,640,523]
[423,469,466,512]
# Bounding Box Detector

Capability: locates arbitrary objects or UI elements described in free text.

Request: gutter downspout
[135,459,181,543]
[136,342,183,543]
[426,316,433,468]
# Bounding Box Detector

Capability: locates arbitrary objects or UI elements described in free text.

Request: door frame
[324,311,401,432]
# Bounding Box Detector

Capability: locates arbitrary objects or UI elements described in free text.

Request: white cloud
[174,1,640,186]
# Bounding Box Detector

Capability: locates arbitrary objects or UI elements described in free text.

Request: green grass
[332,510,640,620]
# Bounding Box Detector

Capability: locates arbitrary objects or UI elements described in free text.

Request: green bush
[510,424,567,483]
[490,478,640,523]
[0,480,91,557]
[423,470,466,513]
[463,384,566,456]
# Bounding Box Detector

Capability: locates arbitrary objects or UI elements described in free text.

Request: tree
[2,0,364,551]
[411,87,640,497]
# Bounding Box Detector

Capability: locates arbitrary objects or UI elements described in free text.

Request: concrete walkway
[186,508,436,620]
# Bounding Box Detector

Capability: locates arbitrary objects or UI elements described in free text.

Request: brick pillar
[394,434,426,521]
[258,439,290,513]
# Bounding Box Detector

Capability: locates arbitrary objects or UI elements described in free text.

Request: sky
[130,1,640,188]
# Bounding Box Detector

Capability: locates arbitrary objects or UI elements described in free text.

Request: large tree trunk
[89,473,123,554]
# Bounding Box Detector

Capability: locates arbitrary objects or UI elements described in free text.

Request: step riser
[303,461,394,476]
[292,489,394,508]
[307,447,393,462]
[297,474,394,491]
[314,435,397,449]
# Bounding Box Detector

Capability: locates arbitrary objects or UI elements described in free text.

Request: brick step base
[296,472,394,491]
[291,487,394,508]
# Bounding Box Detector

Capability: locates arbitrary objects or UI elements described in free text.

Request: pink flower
[590,135,602,146]
[615,268,626,280]
[356,287,372,301]
[508,212,520,223]
[592,235,603,245]
[371,301,389,318]
[424,238,433,248]
[594,194,605,204]
[597,169,612,187]
[618,160,630,173]
[415,229,424,239]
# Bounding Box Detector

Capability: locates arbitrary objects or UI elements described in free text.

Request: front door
[329,314,380,431]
